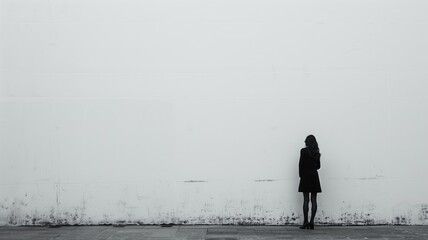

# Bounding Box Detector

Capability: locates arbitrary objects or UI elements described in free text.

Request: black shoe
[309,222,314,229]
[300,223,310,229]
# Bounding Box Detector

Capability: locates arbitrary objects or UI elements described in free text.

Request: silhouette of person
[298,135,321,229]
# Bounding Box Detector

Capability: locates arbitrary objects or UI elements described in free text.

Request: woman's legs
[310,192,317,224]
[302,192,309,224]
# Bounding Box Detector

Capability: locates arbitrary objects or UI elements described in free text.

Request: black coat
[298,147,322,193]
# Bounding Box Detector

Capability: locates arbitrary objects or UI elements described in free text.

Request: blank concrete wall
[1,0,428,225]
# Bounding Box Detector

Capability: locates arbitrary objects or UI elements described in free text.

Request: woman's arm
[315,154,321,170]
[299,149,304,177]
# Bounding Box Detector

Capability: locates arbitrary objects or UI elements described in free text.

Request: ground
[0,225,427,240]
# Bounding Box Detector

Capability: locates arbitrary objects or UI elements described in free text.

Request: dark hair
[305,135,320,157]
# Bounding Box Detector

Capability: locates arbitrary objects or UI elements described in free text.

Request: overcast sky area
[1,0,428,224]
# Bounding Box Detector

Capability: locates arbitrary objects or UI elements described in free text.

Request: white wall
[1,0,428,225]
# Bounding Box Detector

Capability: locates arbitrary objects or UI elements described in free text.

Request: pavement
[0,225,427,240]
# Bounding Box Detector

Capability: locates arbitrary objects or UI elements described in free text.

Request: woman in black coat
[298,135,321,229]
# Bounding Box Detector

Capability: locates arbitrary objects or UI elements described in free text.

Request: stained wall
[1,0,428,225]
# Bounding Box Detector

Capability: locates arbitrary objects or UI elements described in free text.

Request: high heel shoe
[299,223,310,229]
[309,222,314,229]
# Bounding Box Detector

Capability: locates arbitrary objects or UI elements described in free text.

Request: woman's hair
[305,135,320,157]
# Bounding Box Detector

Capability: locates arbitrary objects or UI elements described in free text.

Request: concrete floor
[0,225,427,240]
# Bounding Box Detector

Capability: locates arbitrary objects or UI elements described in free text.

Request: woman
[298,135,321,229]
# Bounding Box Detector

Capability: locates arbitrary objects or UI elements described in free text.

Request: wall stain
[343,175,384,180]
[338,212,375,225]
[182,180,208,183]
[394,216,410,225]
[419,204,428,221]
[2,213,426,226]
